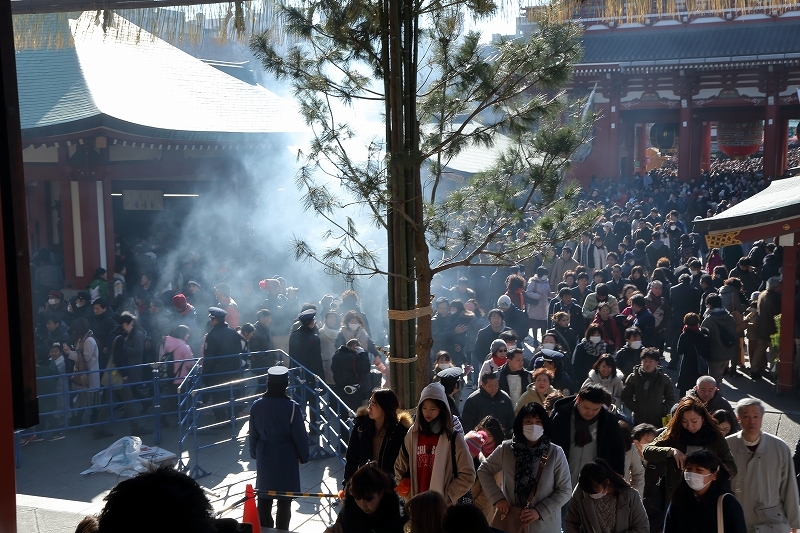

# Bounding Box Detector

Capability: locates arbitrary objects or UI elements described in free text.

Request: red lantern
[717,121,763,158]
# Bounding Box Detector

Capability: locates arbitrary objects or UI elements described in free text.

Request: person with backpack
[331,338,371,411]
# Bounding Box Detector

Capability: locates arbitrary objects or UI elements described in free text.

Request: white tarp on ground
[80,436,177,478]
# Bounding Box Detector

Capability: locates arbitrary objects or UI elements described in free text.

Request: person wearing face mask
[571,324,609,384]
[477,402,572,533]
[68,291,94,322]
[565,458,649,533]
[326,462,408,533]
[336,310,381,366]
[642,396,736,514]
[615,327,644,378]
[663,450,746,533]
[621,348,675,428]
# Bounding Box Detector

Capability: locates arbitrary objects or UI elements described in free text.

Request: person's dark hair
[558,287,572,297]
[594,283,609,297]
[592,354,617,375]
[256,309,272,319]
[266,374,289,398]
[371,389,401,428]
[562,246,573,255]
[418,398,452,438]
[584,324,603,339]
[513,402,551,442]
[97,466,216,533]
[683,312,700,327]
[240,323,255,335]
[406,491,447,533]
[630,266,644,278]
[630,294,647,308]
[577,272,589,282]
[712,409,737,431]
[577,458,631,494]
[476,415,505,446]
[536,266,549,277]
[577,383,607,404]
[442,503,491,533]
[75,516,99,533]
[640,347,660,361]
[170,324,190,339]
[663,396,720,443]
[624,327,642,339]
[348,461,395,500]
[150,298,163,309]
[632,423,657,442]
[700,274,714,288]
[117,312,136,327]
[618,419,633,450]
[487,308,504,320]
[70,318,92,343]
[92,297,109,310]
[480,372,499,385]
[723,277,742,290]
[712,265,728,279]
[435,296,450,307]
[506,274,526,292]
[507,347,524,361]
[341,310,365,328]
[499,331,517,342]
[705,294,722,308]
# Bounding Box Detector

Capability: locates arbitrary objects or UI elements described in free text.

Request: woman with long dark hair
[477,402,572,533]
[564,458,649,533]
[571,324,610,383]
[326,462,408,533]
[344,389,412,487]
[642,396,737,512]
[663,450,746,533]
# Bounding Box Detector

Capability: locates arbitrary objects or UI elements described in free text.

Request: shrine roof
[15,12,303,141]
[692,175,800,237]
[579,19,800,66]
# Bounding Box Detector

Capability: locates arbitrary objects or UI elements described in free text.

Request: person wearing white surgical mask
[336,310,382,370]
[565,459,649,533]
[477,402,572,533]
[662,450,746,533]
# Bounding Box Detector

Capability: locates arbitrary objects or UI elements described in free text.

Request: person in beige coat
[477,403,573,533]
[726,398,800,533]
[394,383,475,505]
[565,459,649,533]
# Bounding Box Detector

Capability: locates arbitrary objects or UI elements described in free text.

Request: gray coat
[564,484,649,533]
[477,440,572,533]
[727,431,800,533]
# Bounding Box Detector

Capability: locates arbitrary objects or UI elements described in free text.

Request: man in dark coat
[630,294,656,348]
[472,309,510,384]
[92,298,120,369]
[460,372,515,437]
[249,309,275,393]
[667,274,701,369]
[549,384,626,486]
[249,366,309,530]
[289,309,324,431]
[203,307,244,422]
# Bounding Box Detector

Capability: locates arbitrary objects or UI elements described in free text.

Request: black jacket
[249,322,275,373]
[498,364,531,399]
[460,387,515,437]
[203,322,244,384]
[614,345,643,377]
[332,492,407,533]
[344,413,412,484]
[663,484,746,533]
[549,395,626,476]
[331,345,371,409]
[669,279,701,330]
[92,308,119,368]
[676,327,710,391]
[473,324,511,362]
[289,324,324,378]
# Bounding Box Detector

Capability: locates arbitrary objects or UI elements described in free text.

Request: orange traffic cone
[243,484,261,531]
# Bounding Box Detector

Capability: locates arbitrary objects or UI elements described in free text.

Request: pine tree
[251,2,596,406]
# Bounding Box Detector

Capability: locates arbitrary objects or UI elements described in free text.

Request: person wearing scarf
[571,324,609,383]
[477,403,572,533]
[480,339,509,378]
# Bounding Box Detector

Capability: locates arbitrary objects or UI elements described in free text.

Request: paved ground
[14,356,800,533]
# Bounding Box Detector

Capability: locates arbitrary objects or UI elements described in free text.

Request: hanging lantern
[717,121,763,158]
[649,123,679,151]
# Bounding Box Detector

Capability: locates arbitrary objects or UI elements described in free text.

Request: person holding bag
[477,402,572,533]
[662,449,746,533]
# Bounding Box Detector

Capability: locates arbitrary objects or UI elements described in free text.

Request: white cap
[267,366,289,377]
[497,294,512,308]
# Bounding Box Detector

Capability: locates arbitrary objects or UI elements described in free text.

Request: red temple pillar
[763,94,780,178]
[778,118,789,176]
[678,98,694,180]
[635,124,647,174]
[777,232,798,394]
[700,121,712,171]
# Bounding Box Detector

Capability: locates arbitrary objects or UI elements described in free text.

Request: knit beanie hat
[490,339,507,356]
[464,430,487,458]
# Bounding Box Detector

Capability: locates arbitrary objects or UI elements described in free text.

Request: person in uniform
[289,308,324,432]
[249,366,310,530]
[203,307,243,423]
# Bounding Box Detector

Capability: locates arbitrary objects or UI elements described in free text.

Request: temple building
[520,2,800,182]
